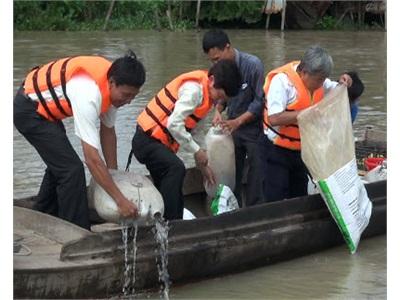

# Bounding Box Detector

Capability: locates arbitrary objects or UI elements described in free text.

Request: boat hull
[14,180,386,299]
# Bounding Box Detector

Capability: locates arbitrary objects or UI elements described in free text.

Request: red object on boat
[364,157,385,171]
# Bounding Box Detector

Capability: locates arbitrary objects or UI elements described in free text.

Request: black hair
[208,59,241,98]
[202,29,230,53]
[345,71,364,102]
[107,49,146,88]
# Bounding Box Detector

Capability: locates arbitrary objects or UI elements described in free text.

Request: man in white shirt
[260,45,353,202]
[129,59,242,220]
[14,51,145,229]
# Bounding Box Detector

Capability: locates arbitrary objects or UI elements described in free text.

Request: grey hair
[297,45,333,78]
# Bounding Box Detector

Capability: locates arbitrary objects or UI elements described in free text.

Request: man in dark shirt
[202,29,265,207]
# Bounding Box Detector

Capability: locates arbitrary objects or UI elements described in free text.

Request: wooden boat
[13,131,387,299]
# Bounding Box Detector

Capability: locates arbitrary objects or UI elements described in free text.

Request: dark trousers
[261,137,308,202]
[232,129,264,207]
[13,90,90,229]
[131,126,185,220]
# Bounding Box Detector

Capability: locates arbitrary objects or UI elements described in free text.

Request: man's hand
[194,149,208,167]
[220,119,241,134]
[117,196,139,218]
[339,73,353,87]
[212,110,223,127]
[199,165,216,186]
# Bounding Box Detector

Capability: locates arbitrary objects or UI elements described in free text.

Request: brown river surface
[13,30,386,299]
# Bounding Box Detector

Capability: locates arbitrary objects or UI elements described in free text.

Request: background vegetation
[14,1,386,31]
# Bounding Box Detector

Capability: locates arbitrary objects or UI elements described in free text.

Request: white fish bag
[88,170,164,224]
[204,126,236,198]
[298,85,372,254]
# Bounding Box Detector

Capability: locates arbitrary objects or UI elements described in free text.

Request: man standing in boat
[126,59,241,220]
[13,51,146,229]
[202,29,265,208]
[260,45,353,202]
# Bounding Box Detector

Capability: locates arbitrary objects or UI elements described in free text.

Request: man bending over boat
[260,45,353,202]
[14,51,146,229]
[126,59,241,220]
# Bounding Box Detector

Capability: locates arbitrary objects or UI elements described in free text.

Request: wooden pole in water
[281,0,286,31]
[195,0,202,29]
[103,0,116,31]
[166,0,174,30]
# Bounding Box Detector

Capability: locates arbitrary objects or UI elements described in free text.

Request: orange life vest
[137,70,212,153]
[24,56,112,121]
[263,61,324,150]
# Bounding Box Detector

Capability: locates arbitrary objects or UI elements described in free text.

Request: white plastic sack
[210,184,239,216]
[298,85,372,254]
[183,208,196,220]
[88,170,164,224]
[204,126,236,198]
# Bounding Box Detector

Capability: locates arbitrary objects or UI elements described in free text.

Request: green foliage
[14,1,377,31]
[315,16,337,30]
[200,1,264,24]
[14,0,266,31]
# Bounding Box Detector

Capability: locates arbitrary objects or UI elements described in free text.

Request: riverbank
[14,1,386,31]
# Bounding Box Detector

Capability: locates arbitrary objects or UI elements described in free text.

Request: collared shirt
[28,73,117,150]
[225,49,265,132]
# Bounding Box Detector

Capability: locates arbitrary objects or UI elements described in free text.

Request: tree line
[14,1,385,31]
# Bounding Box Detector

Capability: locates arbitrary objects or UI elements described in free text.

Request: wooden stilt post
[103,0,116,31]
[195,0,201,29]
[281,0,286,31]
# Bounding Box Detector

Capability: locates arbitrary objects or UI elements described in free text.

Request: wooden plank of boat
[14,179,386,299]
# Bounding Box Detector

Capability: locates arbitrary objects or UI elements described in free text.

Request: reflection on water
[13,30,386,199]
[168,235,386,299]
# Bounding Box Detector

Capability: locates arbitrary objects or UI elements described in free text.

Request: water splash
[121,223,139,297]
[131,224,138,295]
[121,225,131,296]
[153,214,170,300]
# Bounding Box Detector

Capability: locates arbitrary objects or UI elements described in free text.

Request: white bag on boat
[88,170,164,224]
[183,208,196,220]
[210,184,239,216]
[298,85,372,254]
[204,126,236,199]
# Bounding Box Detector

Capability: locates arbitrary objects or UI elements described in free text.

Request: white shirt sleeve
[167,81,203,155]
[323,78,339,94]
[100,105,117,128]
[267,73,294,115]
[66,74,103,150]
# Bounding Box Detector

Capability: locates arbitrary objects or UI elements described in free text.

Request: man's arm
[268,110,300,126]
[100,122,118,169]
[167,81,215,185]
[220,57,265,133]
[81,141,138,218]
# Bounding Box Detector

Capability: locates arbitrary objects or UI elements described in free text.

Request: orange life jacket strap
[60,57,74,110]
[46,60,70,117]
[144,107,176,144]
[155,95,173,116]
[263,121,301,142]
[32,68,58,121]
[164,87,177,103]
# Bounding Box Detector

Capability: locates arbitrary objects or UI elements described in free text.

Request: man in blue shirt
[202,29,265,207]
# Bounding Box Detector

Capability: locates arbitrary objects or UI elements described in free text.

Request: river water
[13,30,386,298]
